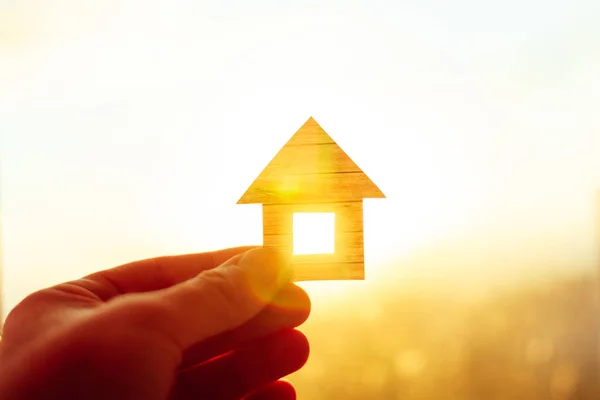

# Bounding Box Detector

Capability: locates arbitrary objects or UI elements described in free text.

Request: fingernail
[217,248,290,302]
[240,247,290,286]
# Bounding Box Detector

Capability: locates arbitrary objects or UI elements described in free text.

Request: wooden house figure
[237,117,385,281]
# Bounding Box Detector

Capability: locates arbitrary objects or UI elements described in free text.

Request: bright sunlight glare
[293,212,335,255]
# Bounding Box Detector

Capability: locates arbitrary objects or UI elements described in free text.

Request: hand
[0,247,311,400]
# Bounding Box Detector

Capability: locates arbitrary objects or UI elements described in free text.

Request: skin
[0,247,311,400]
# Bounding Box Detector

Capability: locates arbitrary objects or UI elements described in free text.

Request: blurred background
[1,0,600,398]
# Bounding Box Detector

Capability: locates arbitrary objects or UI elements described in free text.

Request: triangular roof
[238,117,385,204]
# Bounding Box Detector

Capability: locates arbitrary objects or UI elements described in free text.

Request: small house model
[237,117,385,281]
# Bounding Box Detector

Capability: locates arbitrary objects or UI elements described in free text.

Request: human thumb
[108,247,291,351]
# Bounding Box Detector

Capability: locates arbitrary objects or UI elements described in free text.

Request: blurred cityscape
[292,274,600,399]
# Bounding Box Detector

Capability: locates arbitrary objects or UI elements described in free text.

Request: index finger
[79,246,257,300]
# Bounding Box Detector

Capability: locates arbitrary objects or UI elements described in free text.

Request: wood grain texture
[293,262,364,281]
[262,201,364,280]
[257,143,362,176]
[238,117,385,205]
[241,172,384,204]
[237,116,385,281]
[263,202,364,234]
[263,237,364,262]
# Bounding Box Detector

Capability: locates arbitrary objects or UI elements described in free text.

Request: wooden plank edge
[292,262,365,281]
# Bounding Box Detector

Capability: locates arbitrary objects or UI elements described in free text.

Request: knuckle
[6,289,53,320]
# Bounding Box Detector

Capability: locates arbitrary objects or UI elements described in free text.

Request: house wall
[262,201,365,280]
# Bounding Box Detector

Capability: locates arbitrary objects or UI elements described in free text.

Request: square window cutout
[293,212,335,255]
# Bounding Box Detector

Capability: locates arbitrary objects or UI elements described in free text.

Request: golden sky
[1,0,600,316]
